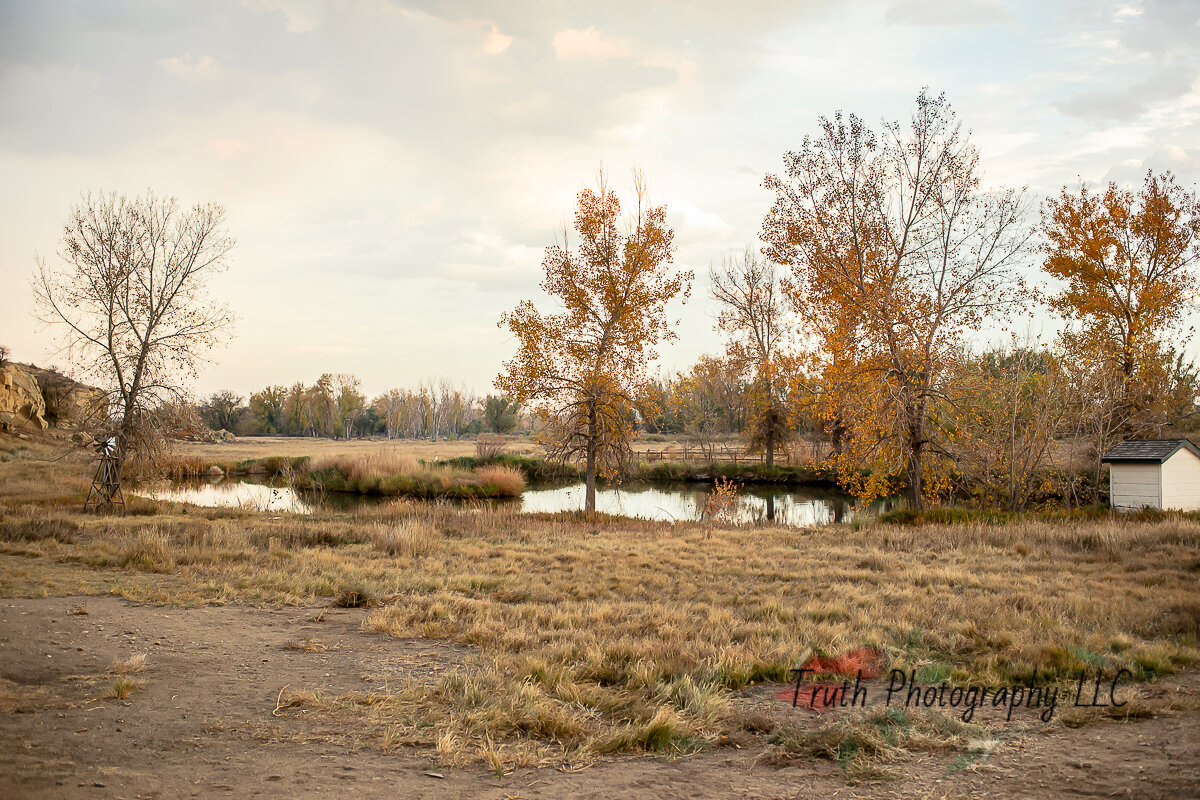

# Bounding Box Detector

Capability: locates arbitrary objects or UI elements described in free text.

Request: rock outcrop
[26,365,108,427]
[0,364,48,431]
[0,362,107,433]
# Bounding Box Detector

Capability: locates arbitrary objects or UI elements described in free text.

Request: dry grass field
[2,432,1199,797]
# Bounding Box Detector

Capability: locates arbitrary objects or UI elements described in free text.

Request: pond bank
[154,452,850,499]
[441,454,845,487]
[154,453,526,500]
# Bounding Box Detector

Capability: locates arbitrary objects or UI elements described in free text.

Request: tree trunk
[585,400,598,513]
[764,377,775,468]
[906,413,924,510]
[906,448,923,509]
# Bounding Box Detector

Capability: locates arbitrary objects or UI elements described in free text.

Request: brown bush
[475,434,508,460]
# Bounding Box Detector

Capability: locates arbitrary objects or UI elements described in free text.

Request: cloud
[159,54,217,75]
[884,0,1011,26]
[243,0,323,33]
[552,27,630,60]
[203,138,249,158]
[1055,65,1198,121]
[1103,144,1200,185]
[671,199,730,232]
[1111,5,1142,21]
[3,0,1200,395]
[481,22,513,55]
[1044,0,1199,145]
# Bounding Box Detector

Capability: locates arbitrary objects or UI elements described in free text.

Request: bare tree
[710,249,789,465]
[33,190,235,461]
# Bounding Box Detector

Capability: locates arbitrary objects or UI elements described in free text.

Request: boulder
[0,364,48,431]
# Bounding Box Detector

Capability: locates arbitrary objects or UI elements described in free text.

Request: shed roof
[1101,439,1200,464]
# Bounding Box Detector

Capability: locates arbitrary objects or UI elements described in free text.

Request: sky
[2,0,1199,400]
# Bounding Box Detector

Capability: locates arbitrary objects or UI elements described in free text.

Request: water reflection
[135,478,883,526]
[135,480,315,514]
[521,482,871,526]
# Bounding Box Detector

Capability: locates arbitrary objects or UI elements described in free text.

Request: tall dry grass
[314,452,419,482]
[368,519,439,558]
[473,465,525,496]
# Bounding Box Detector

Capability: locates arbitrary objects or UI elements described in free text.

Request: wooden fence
[634,445,799,465]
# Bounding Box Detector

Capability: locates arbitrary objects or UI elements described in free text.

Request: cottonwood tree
[1042,170,1200,443]
[497,173,692,512]
[199,390,243,432]
[249,385,287,433]
[762,90,1032,508]
[306,374,337,437]
[711,249,790,465]
[281,383,310,435]
[484,395,520,433]
[33,190,235,460]
[333,373,365,439]
[374,388,410,439]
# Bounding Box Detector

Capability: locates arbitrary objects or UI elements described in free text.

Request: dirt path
[1,597,1197,799]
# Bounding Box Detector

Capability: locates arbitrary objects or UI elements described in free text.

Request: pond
[135,478,890,526]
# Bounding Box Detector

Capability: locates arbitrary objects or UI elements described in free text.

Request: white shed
[1101,438,1200,511]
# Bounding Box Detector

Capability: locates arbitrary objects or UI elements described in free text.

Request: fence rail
[634,446,798,465]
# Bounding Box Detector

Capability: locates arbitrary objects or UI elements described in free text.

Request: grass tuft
[110,653,148,674]
[105,676,140,701]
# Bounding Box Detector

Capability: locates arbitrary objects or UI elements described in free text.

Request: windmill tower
[83,438,125,512]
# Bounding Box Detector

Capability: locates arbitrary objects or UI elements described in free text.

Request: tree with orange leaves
[497,173,692,512]
[762,90,1032,508]
[1043,171,1200,438]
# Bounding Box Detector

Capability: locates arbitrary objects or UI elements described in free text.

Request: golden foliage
[763,91,1032,507]
[1042,170,1200,451]
[497,172,692,510]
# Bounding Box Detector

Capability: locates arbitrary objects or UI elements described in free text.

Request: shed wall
[1161,448,1200,511]
[1109,463,1161,510]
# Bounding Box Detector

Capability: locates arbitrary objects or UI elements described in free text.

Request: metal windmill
[83,437,125,512]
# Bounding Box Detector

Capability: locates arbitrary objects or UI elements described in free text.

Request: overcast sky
[2,0,1198,399]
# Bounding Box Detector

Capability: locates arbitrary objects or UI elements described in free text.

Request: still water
[136,479,885,526]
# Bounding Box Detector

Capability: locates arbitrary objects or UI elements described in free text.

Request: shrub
[474,465,526,497]
[475,434,508,460]
[334,583,379,608]
[702,477,741,524]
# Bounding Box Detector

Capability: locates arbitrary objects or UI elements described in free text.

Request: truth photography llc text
[789,668,1134,722]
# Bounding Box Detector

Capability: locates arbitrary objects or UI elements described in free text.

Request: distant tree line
[196,376,525,441]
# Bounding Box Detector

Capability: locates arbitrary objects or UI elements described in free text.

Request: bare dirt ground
[2,596,1197,800]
